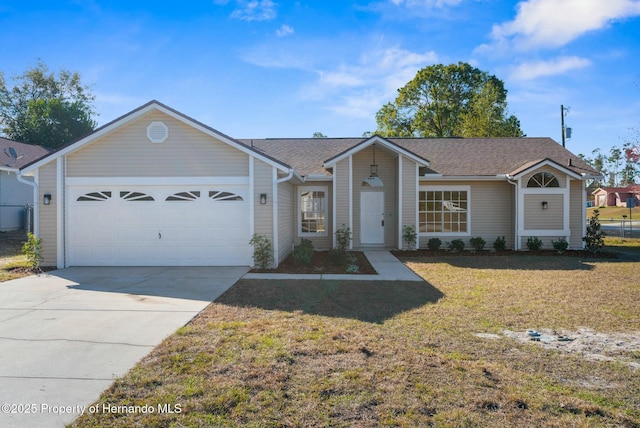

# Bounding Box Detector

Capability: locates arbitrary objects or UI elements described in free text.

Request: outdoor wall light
[542,201,548,210]
[260,193,267,204]
[43,193,52,206]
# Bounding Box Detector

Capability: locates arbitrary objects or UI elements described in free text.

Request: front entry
[360,191,385,244]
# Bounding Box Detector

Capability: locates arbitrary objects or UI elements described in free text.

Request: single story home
[1,137,50,231]
[592,184,639,207]
[19,101,601,268]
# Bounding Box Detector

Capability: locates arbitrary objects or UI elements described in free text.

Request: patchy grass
[73,255,640,427]
[589,206,640,220]
[0,231,30,282]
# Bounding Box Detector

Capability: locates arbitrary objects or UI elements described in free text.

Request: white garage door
[67,184,251,266]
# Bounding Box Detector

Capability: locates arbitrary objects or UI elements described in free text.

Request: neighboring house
[0,137,49,231]
[592,184,639,207]
[19,101,602,268]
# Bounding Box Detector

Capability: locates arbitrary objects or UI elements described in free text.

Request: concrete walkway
[0,266,247,428]
[243,250,423,282]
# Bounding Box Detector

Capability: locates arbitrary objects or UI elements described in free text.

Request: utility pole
[561,105,566,147]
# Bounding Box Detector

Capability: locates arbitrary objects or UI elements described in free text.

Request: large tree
[0,61,97,149]
[375,62,523,138]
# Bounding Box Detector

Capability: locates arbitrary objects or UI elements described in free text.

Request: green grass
[588,206,640,220]
[72,255,640,427]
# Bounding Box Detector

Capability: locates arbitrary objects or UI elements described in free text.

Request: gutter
[15,169,39,236]
[506,175,519,250]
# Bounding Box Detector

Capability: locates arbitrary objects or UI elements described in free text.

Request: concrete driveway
[0,266,247,428]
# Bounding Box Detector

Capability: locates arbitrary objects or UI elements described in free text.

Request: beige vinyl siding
[521,166,567,188]
[524,194,564,229]
[295,182,333,250]
[569,179,584,248]
[401,156,418,248]
[352,146,397,247]
[38,163,58,266]
[418,180,514,249]
[253,160,273,247]
[278,180,294,262]
[334,159,349,243]
[67,110,249,177]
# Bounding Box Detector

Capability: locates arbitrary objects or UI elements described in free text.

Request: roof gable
[509,158,583,180]
[1,137,50,171]
[323,135,430,167]
[20,100,291,174]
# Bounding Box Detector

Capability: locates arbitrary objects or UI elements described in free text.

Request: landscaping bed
[392,249,618,258]
[250,250,377,274]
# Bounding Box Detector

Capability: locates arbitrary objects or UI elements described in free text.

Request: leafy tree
[375,62,523,138]
[0,61,97,149]
[312,131,327,138]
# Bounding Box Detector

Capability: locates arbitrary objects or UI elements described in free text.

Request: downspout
[16,170,39,236]
[273,169,295,268]
[507,176,518,250]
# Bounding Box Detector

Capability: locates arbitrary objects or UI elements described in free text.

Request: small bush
[552,237,569,253]
[293,238,314,265]
[469,237,486,251]
[329,248,347,266]
[249,234,273,269]
[335,224,352,252]
[526,236,543,251]
[448,239,465,252]
[427,238,442,250]
[402,225,417,250]
[583,209,606,253]
[21,233,42,272]
[493,236,507,252]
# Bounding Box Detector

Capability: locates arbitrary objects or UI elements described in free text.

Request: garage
[67,183,250,266]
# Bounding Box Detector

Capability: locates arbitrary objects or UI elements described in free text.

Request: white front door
[360,191,384,244]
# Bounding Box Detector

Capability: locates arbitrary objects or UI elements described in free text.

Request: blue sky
[1,0,639,157]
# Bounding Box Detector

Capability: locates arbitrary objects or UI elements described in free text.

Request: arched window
[527,172,559,188]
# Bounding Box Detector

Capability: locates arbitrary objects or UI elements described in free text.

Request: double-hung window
[299,186,327,236]
[419,186,470,235]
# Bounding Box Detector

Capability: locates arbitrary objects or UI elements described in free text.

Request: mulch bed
[251,251,377,274]
[391,249,618,258]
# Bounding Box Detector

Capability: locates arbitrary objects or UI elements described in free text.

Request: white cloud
[306,47,439,118]
[389,0,463,7]
[276,24,294,37]
[486,0,640,51]
[226,0,277,21]
[509,56,592,81]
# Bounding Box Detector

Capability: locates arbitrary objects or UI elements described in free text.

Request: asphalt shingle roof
[1,137,50,170]
[242,137,598,178]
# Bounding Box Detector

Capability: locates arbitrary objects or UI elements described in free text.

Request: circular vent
[147,121,169,143]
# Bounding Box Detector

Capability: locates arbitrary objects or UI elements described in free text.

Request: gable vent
[147,121,169,143]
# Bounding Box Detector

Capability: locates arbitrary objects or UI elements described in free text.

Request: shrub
[526,236,543,251]
[335,224,352,252]
[402,225,417,250]
[21,232,42,272]
[249,234,273,269]
[552,237,569,253]
[427,237,442,250]
[293,238,314,265]
[583,209,606,253]
[448,239,465,252]
[329,248,347,266]
[493,236,507,252]
[469,236,486,251]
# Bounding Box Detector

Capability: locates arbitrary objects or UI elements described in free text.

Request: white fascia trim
[304,174,333,182]
[323,135,429,168]
[511,159,582,180]
[65,176,250,186]
[33,169,39,237]
[398,155,403,250]
[56,158,64,269]
[249,157,255,260]
[421,175,506,181]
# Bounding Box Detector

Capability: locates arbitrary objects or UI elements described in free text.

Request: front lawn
[72,255,640,427]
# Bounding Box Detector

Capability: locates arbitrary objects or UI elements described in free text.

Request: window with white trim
[299,186,327,236]
[527,172,559,188]
[419,187,469,234]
